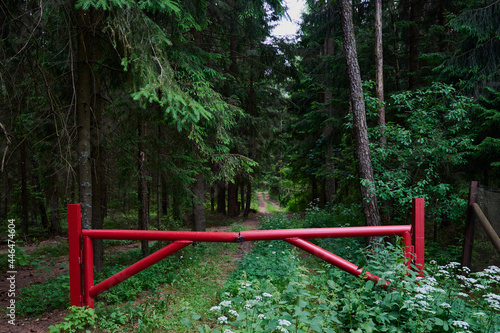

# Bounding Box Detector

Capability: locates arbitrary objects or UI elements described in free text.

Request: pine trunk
[216,180,226,215]
[227,181,239,217]
[192,173,206,231]
[51,184,61,235]
[138,122,149,257]
[375,0,386,144]
[76,9,93,230]
[339,0,381,228]
[408,0,423,88]
[244,180,252,217]
[20,139,29,235]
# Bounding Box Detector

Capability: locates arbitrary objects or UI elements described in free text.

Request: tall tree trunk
[2,170,8,219]
[20,139,29,235]
[30,157,49,230]
[388,0,401,91]
[227,181,239,217]
[216,180,226,215]
[244,179,252,217]
[138,121,149,257]
[338,0,381,228]
[240,178,245,213]
[311,175,318,205]
[91,94,105,272]
[161,178,168,216]
[51,183,61,235]
[192,173,206,231]
[324,2,336,206]
[76,9,93,229]
[172,182,181,221]
[210,185,215,212]
[375,0,386,144]
[408,0,424,89]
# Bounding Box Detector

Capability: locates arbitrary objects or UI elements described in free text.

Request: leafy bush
[367,83,474,228]
[18,274,70,315]
[48,306,95,333]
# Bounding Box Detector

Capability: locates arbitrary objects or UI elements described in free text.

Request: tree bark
[244,179,252,217]
[76,9,93,230]
[375,0,386,144]
[240,178,245,213]
[216,180,226,215]
[324,2,336,206]
[338,0,381,228]
[161,178,168,216]
[30,157,49,230]
[91,92,105,272]
[51,183,61,235]
[20,139,29,235]
[227,180,239,217]
[388,0,401,91]
[210,185,215,212]
[408,0,424,89]
[138,121,149,257]
[192,173,206,231]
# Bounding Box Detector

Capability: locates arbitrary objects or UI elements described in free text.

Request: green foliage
[367,83,474,225]
[96,248,177,303]
[48,306,95,333]
[18,274,70,315]
[0,245,31,270]
[190,226,500,332]
[441,0,500,83]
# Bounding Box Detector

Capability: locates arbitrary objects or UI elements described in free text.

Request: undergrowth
[192,210,500,333]
[14,206,500,332]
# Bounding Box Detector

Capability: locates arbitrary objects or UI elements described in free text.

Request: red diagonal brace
[284,237,385,285]
[89,240,192,300]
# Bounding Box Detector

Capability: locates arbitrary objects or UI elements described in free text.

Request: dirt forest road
[1,192,281,333]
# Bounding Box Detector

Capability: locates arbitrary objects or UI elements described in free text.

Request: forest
[1,0,500,332]
[2,0,500,255]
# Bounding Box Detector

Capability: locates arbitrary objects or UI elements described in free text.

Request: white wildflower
[258,314,266,320]
[276,326,289,333]
[210,306,221,311]
[218,316,228,324]
[440,302,451,308]
[224,329,234,333]
[452,320,469,329]
[279,319,292,327]
[263,292,273,297]
[229,310,238,316]
[220,300,232,307]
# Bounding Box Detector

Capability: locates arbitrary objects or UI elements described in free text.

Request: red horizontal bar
[82,225,411,242]
[241,225,411,241]
[89,240,192,298]
[82,229,238,242]
[285,237,385,285]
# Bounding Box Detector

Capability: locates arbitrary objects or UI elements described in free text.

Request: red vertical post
[68,204,83,306]
[412,198,425,276]
[83,236,94,308]
[402,231,412,269]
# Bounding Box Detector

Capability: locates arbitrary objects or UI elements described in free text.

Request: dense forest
[1,0,500,259]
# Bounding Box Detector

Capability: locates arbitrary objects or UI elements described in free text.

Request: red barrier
[68,199,425,308]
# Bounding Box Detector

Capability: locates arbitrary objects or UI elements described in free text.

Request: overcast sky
[271,0,306,39]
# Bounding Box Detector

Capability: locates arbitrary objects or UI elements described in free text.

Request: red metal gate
[69,198,425,308]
